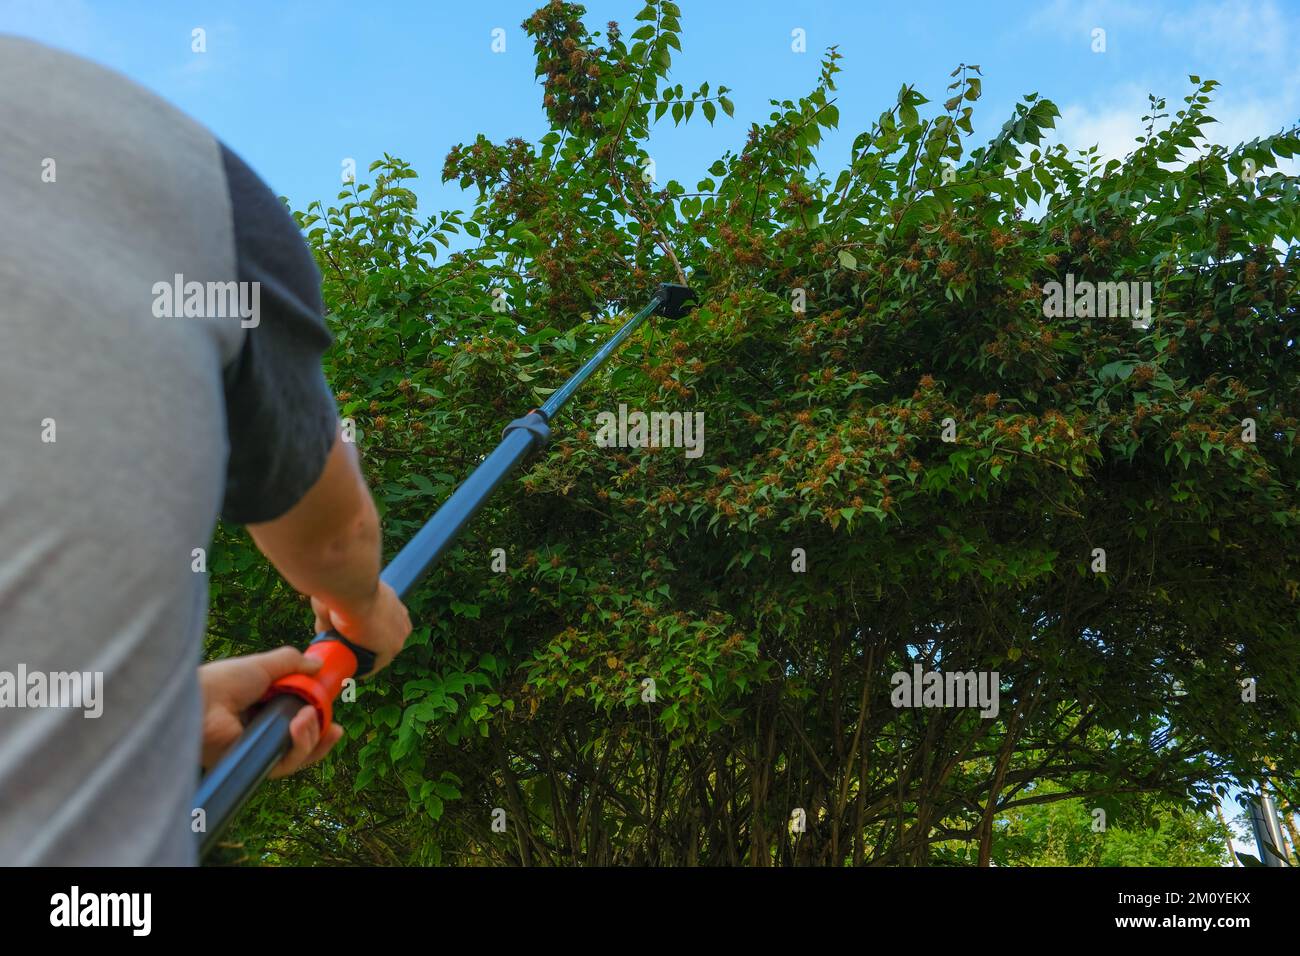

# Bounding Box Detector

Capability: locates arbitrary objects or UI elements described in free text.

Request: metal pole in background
[1248,789,1290,867]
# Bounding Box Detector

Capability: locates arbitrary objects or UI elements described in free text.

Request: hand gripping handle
[265,631,377,729]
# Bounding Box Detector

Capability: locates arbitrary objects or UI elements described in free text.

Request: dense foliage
[993,785,1232,867]
[205,0,1300,865]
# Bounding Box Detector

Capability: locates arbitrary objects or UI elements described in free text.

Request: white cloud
[1027,0,1156,46]
[1028,0,1292,67]
[1052,91,1147,164]
[1158,0,1293,71]
[1050,88,1296,167]
[1028,0,1299,170]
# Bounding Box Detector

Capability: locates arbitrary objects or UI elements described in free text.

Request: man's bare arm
[246,424,410,673]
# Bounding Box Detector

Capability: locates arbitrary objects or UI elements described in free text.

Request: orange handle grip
[265,636,359,730]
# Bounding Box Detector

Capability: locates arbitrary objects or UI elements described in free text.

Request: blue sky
[3,0,1293,861]
[3,0,1297,223]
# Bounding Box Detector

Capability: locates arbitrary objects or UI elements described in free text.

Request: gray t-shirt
[0,36,338,864]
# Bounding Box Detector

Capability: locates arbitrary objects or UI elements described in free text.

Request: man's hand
[311,580,411,675]
[198,647,344,779]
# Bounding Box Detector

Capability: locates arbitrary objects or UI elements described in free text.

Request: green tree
[988,784,1230,866]
[205,1,1300,866]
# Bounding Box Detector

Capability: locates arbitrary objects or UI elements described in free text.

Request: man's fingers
[256,646,323,684]
[206,646,323,713]
[310,597,346,637]
[271,705,322,779]
[310,596,333,635]
[304,722,344,766]
[270,712,342,778]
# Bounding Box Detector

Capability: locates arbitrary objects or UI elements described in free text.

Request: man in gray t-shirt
[0,36,411,864]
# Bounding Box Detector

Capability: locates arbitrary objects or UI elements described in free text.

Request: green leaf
[449,600,481,619]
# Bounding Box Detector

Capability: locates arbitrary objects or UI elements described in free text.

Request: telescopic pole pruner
[193,283,696,856]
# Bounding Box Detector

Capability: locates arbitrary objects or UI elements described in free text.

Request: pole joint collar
[654,283,697,319]
[502,409,551,450]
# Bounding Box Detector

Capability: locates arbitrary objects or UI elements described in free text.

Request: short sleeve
[218,144,338,524]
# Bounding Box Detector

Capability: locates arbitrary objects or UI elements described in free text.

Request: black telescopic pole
[192,284,695,857]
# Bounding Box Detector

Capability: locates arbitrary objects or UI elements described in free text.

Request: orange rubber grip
[266,638,359,729]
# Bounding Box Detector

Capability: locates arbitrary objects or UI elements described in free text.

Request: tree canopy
[205,0,1300,866]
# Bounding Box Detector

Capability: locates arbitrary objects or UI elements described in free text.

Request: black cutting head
[654,283,697,320]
